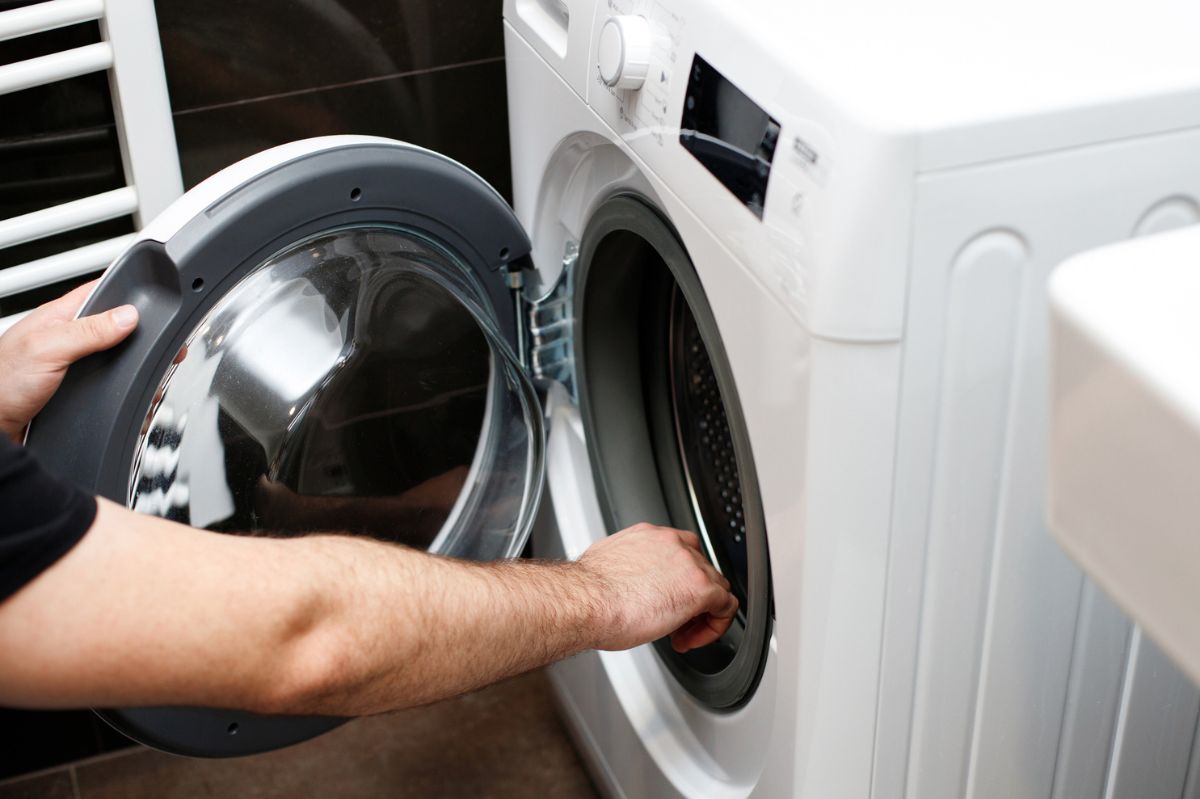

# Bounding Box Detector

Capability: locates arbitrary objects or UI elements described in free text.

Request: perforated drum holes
[669,287,749,605]
[576,197,771,708]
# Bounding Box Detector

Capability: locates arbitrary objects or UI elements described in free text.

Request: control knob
[597,15,652,90]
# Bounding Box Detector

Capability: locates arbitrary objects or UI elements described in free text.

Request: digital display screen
[679,55,780,219]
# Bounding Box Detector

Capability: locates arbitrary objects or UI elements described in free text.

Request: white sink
[1049,223,1200,685]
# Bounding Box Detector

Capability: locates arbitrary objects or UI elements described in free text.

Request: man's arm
[0,498,736,716]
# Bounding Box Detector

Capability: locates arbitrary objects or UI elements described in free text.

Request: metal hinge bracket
[506,241,578,401]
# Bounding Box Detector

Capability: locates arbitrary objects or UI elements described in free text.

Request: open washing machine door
[24,136,546,757]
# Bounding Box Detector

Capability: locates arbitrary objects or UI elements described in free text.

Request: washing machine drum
[25,137,544,757]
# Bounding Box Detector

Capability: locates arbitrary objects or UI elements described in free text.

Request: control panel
[585,0,817,328]
[679,55,780,219]
[588,0,683,148]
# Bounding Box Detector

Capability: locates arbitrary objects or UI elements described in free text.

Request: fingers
[711,586,739,620]
[672,619,720,653]
[38,304,139,366]
[672,528,703,552]
[32,279,101,322]
[670,595,739,653]
[686,546,731,591]
[672,617,730,652]
[672,566,738,652]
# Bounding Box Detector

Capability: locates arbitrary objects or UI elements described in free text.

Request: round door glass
[128,225,543,562]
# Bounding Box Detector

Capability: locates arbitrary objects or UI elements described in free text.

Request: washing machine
[500,0,1200,797]
[22,1,1200,798]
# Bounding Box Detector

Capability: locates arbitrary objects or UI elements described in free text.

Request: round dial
[597,15,652,90]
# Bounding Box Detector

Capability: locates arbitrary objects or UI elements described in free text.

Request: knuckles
[78,315,110,344]
[685,567,714,595]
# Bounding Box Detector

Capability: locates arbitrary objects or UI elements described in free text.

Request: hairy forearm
[0,498,609,715]
[282,535,607,715]
[0,500,734,716]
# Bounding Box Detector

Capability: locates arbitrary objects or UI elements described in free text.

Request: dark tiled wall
[0,0,511,779]
[159,0,512,195]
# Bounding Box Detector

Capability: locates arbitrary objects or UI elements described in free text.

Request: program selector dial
[597,15,652,90]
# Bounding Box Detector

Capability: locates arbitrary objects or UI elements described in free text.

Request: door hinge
[506,241,578,401]
[502,264,530,368]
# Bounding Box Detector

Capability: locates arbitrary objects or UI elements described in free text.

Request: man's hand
[577,523,738,653]
[0,280,138,443]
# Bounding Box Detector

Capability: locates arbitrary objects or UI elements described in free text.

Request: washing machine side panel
[878,125,1200,799]
[784,338,904,798]
[898,223,1039,799]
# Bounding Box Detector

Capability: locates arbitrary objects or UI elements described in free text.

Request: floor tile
[0,769,75,799]
[0,708,104,781]
[75,670,598,799]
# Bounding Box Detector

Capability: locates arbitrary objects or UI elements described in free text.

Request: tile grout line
[172,56,506,118]
[0,739,145,787]
[0,764,69,789]
[0,763,73,792]
[55,743,144,772]
[0,742,145,788]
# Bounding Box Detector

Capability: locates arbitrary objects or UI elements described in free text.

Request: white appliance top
[730,0,1200,169]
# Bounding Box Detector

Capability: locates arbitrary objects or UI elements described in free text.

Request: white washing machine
[22,0,1200,796]
[501,0,1200,797]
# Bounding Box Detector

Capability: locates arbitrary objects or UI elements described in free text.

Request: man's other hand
[0,280,138,443]
[578,523,739,653]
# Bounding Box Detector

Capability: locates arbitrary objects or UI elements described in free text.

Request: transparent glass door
[129,224,544,561]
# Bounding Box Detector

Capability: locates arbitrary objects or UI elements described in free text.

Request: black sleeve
[0,435,97,603]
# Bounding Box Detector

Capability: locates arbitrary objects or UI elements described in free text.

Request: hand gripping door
[25,137,546,757]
